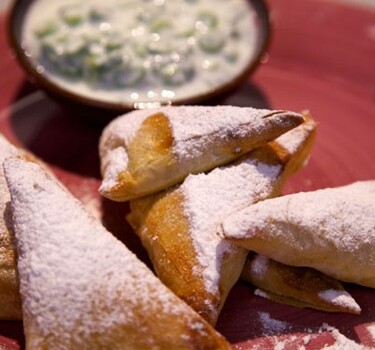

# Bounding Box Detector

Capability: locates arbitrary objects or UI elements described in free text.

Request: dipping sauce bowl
[7,0,271,117]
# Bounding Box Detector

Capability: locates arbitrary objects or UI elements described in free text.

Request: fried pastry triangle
[127,115,317,325]
[99,106,304,201]
[241,253,361,314]
[221,181,375,288]
[0,134,22,320]
[4,158,231,350]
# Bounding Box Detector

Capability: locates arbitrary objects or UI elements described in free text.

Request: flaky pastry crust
[127,115,317,324]
[221,180,375,288]
[99,106,304,201]
[5,158,232,350]
[241,253,361,314]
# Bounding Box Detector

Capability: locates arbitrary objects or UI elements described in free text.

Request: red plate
[1,0,375,348]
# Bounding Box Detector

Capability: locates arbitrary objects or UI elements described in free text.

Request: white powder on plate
[4,158,215,349]
[367,324,375,341]
[254,288,270,299]
[258,311,291,335]
[322,326,370,350]
[274,340,288,350]
[303,335,312,345]
[256,321,370,350]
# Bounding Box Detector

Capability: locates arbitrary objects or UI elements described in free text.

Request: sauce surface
[23,0,257,105]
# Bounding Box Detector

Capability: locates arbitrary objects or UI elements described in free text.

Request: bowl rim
[6,0,272,113]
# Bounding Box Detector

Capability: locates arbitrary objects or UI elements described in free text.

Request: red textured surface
[1,0,375,348]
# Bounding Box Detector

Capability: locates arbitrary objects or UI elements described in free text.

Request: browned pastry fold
[4,157,232,350]
[241,253,361,314]
[127,114,317,325]
[99,106,304,201]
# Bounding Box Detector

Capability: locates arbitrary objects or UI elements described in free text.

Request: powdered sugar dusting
[322,325,370,349]
[0,135,20,263]
[254,288,270,299]
[303,335,312,346]
[251,254,270,277]
[99,146,129,192]
[319,289,361,314]
[0,135,18,161]
[161,106,300,160]
[274,340,288,350]
[182,156,282,302]
[241,321,371,350]
[100,106,302,192]
[103,105,299,153]
[276,117,315,154]
[180,117,313,310]
[101,108,154,147]
[254,319,370,350]
[99,108,153,193]
[221,181,375,287]
[4,158,213,348]
[367,324,375,340]
[0,134,19,208]
[167,106,272,141]
[258,312,291,335]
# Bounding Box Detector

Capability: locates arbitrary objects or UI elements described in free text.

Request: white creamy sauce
[22,0,257,104]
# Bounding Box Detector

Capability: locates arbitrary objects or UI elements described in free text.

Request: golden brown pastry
[99,105,304,201]
[4,158,232,350]
[127,115,317,325]
[0,134,22,320]
[241,253,361,314]
[266,111,317,177]
[220,181,375,288]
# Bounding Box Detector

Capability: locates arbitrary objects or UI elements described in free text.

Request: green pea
[224,47,239,63]
[89,8,106,22]
[147,41,173,54]
[50,38,88,77]
[35,22,58,39]
[175,26,196,38]
[202,59,220,71]
[41,42,62,66]
[105,34,123,51]
[160,61,194,86]
[197,11,218,29]
[150,18,173,32]
[198,31,225,53]
[60,6,83,26]
[132,43,147,58]
[60,53,86,77]
[84,55,107,84]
